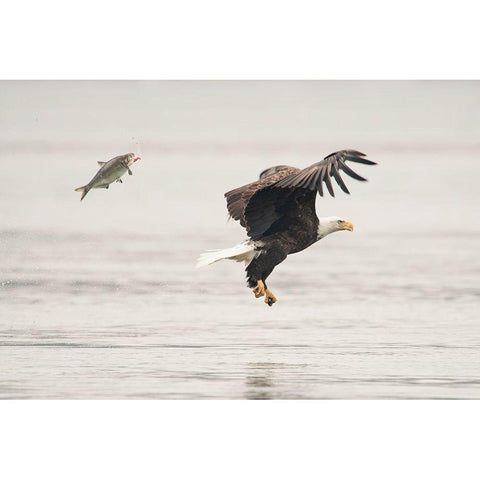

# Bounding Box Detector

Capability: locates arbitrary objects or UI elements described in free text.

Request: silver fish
[75,153,141,201]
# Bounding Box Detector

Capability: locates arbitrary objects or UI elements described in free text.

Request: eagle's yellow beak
[341,221,354,232]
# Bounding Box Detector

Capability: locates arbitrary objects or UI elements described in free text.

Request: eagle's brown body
[225,166,319,295]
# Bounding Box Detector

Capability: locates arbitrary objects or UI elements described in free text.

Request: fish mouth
[133,156,141,163]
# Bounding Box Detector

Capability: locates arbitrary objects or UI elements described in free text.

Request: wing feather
[273,149,375,197]
[317,175,324,196]
[323,163,335,197]
[331,163,350,194]
[338,160,367,181]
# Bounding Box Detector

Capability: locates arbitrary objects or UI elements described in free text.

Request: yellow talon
[264,288,277,306]
[253,280,265,298]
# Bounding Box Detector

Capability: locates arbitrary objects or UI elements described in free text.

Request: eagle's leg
[252,280,265,298]
[264,287,277,306]
[246,241,287,306]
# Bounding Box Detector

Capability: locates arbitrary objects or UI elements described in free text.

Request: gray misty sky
[1,81,479,151]
[0,80,479,238]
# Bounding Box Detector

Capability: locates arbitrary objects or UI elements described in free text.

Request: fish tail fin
[196,241,257,268]
[74,185,89,201]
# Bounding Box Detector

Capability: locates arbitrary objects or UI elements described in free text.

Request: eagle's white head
[317,216,354,240]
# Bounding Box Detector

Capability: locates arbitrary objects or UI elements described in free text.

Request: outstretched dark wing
[274,149,376,197]
[224,166,299,229]
[244,187,317,240]
[226,149,376,240]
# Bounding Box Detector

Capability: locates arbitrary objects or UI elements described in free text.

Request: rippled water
[1,81,480,399]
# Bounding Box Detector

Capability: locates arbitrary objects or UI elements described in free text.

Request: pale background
[1,81,479,398]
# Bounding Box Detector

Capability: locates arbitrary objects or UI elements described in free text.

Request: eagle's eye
[337,219,344,224]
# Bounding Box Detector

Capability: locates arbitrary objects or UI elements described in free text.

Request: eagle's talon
[253,280,265,298]
[264,289,277,306]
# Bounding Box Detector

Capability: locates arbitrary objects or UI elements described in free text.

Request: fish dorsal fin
[97,161,106,166]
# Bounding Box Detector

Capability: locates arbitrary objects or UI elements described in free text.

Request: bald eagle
[197,149,376,306]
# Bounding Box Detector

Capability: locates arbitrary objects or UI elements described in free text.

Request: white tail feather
[196,242,258,268]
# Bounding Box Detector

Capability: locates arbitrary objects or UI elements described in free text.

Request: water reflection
[244,362,311,400]
[245,363,278,399]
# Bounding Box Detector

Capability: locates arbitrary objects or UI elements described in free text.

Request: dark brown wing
[226,150,375,240]
[244,187,317,240]
[274,149,376,197]
[224,166,299,229]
